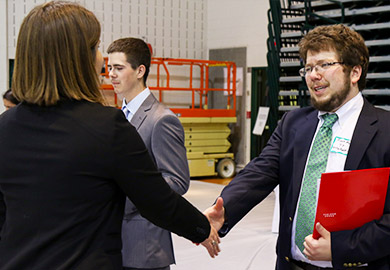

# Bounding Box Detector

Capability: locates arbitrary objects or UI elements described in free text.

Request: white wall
[6,0,207,60]
[207,0,270,68]
[2,0,208,112]
[208,0,270,166]
[2,0,271,165]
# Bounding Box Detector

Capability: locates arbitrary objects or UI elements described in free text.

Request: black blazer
[0,100,209,270]
[220,99,390,270]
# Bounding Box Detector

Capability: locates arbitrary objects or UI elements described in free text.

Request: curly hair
[299,24,369,91]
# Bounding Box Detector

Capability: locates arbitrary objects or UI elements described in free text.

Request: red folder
[312,167,390,239]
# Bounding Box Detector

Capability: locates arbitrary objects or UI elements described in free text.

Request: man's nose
[308,67,322,79]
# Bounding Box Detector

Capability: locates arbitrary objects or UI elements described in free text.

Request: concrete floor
[171,180,278,270]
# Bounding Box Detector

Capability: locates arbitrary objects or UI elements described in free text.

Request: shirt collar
[121,87,151,116]
[317,92,363,128]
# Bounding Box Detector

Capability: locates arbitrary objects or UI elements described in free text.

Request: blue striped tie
[122,107,131,120]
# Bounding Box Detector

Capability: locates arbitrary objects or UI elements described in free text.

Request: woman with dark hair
[0,2,219,270]
[2,89,19,110]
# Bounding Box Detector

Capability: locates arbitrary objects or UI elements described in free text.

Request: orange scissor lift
[101,57,237,178]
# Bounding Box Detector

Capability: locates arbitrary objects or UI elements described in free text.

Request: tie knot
[122,106,131,119]
[321,113,338,129]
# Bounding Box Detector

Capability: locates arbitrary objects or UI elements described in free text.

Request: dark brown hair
[107,37,151,85]
[12,1,104,106]
[3,89,19,105]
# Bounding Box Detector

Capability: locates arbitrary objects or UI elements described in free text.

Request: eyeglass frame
[299,61,345,77]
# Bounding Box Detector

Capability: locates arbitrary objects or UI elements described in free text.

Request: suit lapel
[130,94,155,130]
[292,111,319,207]
[289,100,378,212]
[344,99,378,170]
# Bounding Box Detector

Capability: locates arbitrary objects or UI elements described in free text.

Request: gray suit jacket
[122,93,190,268]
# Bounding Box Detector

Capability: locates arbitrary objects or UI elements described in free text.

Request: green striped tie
[295,113,338,253]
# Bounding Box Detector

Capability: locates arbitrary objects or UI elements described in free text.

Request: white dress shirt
[121,88,151,121]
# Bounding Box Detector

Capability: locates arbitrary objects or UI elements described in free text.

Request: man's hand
[200,223,221,258]
[203,197,225,231]
[303,222,332,261]
[198,197,225,258]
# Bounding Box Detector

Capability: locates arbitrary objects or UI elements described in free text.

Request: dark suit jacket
[220,99,390,270]
[122,93,190,268]
[0,100,209,270]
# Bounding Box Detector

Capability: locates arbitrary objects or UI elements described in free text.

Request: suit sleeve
[0,190,4,239]
[150,114,190,195]
[111,111,209,243]
[219,112,284,235]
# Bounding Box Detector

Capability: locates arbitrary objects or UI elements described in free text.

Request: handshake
[197,197,225,258]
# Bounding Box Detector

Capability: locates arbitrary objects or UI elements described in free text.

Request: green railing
[303,0,345,29]
[266,6,282,132]
[266,0,346,133]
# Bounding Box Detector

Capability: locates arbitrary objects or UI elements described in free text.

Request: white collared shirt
[121,88,151,122]
[291,92,364,267]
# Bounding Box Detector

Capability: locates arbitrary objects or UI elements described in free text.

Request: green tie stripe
[295,113,338,253]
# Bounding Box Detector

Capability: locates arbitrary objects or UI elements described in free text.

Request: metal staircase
[266,0,390,131]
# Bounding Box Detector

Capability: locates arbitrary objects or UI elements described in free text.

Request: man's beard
[310,76,351,112]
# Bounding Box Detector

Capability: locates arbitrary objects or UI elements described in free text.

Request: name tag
[330,136,350,156]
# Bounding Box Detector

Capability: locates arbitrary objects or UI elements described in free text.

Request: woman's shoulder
[72,100,120,113]
[63,100,123,121]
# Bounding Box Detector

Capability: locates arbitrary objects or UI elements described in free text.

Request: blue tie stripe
[122,107,131,120]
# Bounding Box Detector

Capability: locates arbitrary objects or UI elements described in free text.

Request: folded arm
[330,213,390,268]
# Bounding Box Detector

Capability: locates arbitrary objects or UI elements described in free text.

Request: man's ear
[137,65,146,79]
[350,65,362,84]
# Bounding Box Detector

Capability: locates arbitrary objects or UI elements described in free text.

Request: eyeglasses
[299,62,344,77]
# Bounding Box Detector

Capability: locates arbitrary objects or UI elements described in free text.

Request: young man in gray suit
[107,38,191,270]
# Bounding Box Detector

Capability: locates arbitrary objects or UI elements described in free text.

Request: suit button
[343,263,348,267]
[289,217,292,222]
[353,263,357,266]
[348,263,353,267]
[358,262,362,265]
[285,256,290,262]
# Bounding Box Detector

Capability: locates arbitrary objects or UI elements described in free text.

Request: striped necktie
[122,106,131,121]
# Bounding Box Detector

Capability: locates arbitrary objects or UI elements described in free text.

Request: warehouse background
[0,0,270,168]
